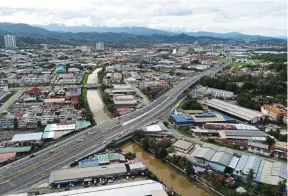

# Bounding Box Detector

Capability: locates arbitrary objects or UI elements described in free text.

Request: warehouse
[218,130,267,142]
[193,144,235,172]
[204,99,266,123]
[9,180,168,196]
[233,155,287,185]
[11,133,43,144]
[169,114,194,125]
[172,140,193,153]
[49,163,127,186]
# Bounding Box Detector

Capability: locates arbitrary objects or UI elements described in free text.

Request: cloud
[0,0,287,36]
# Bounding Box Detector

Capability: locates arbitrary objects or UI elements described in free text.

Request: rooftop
[10,180,167,196]
[172,140,193,150]
[11,133,43,142]
[49,163,127,184]
[205,99,265,121]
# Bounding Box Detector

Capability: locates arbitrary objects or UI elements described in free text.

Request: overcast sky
[0,0,287,36]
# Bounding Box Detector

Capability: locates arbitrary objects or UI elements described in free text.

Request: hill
[0,23,285,46]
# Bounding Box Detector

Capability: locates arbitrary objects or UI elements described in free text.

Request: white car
[102,140,107,144]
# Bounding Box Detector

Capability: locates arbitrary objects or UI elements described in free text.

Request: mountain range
[0,22,285,46]
[36,24,283,40]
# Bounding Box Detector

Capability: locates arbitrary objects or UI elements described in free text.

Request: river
[121,142,208,196]
[86,68,111,124]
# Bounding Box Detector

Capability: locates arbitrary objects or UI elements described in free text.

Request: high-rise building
[4,35,17,48]
[95,42,104,50]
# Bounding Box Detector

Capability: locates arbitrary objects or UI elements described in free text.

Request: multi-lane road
[0,58,230,195]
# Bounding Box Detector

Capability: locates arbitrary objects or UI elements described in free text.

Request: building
[170,114,194,125]
[96,42,104,50]
[204,99,266,123]
[233,155,287,185]
[172,140,193,153]
[114,95,137,108]
[49,163,127,186]
[55,64,67,74]
[193,143,235,172]
[219,130,267,144]
[247,142,272,156]
[0,84,9,92]
[11,133,43,144]
[4,35,16,48]
[128,162,147,175]
[193,86,234,99]
[261,104,285,121]
[6,180,167,196]
[273,142,287,158]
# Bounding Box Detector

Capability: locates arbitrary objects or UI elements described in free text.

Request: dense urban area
[0,23,287,196]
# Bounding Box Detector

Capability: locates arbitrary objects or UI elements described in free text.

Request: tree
[163,121,169,127]
[185,162,195,175]
[156,148,168,159]
[274,179,287,195]
[265,136,275,147]
[167,147,173,153]
[246,169,254,187]
[141,137,149,151]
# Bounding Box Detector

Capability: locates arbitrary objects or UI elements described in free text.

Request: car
[29,154,36,158]
[49,150,54,154]
[78,139,84,142]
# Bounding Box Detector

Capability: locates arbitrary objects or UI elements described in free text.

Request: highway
[0,58,230,195]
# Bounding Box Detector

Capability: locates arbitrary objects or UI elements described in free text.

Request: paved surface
[0,90,24,113]
[0,58,230,195]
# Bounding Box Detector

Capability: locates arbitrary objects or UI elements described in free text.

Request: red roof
[15,113,23,119]
[71,96,79,104]
[27,87,40,95]
[0,153,16,161]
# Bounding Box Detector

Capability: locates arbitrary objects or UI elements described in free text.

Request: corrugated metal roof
[194,147,216,160]
[243,156,262,175]
[49,163,127,184]
[0,146,32,154]
[205,99,264,121]
[233,155,249,175]
[228,156,240,169]
[271,162,287,179]
[223,130,266,137]
[210,151,233,166]
[12,133,43,142]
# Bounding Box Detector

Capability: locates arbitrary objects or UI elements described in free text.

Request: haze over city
[0,0,287,37]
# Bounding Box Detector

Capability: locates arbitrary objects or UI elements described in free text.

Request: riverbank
[121,142,209,196]
[86,68,110,124]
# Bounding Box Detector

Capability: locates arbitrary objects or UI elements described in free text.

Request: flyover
[0,58,230,195]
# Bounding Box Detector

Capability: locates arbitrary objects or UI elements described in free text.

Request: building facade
[4,35,17,48]
[96,42,104,50]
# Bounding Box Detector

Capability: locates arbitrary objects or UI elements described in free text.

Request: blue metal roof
[170,114,194,124]
[79,159,99,168]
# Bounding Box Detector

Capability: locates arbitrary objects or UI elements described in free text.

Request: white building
[4,35,17,48]
[0,84,8,91]
[193,86,234,99]
[96,42,104,50]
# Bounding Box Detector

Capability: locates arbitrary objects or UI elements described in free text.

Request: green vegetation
[75,88,95,125]
[82,73,89,84]
[201,53,287,108]
[99,84,119,118]
[177,95,203,110]
[166,154,195,175]
[124,152,136,160]
[97,68,119,118]
[97,67,105,84]
[137,135,172,159]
